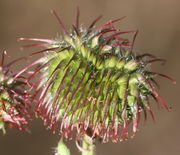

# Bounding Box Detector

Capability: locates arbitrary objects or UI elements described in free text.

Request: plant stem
[56,138,70,155]
[82,134,95,155]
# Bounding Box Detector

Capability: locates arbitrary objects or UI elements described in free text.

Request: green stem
[81,134,95,155]
[56,138,70,155]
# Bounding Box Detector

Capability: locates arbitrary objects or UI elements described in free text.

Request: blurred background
[0,0,179,155]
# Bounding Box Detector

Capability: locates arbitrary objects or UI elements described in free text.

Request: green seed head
[19,10,175,143]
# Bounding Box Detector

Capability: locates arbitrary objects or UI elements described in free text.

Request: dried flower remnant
[19,10,175,143]
[0,51,30,133]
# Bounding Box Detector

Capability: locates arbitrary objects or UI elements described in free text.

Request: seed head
[19,10,175,142]
[0,51,31,133]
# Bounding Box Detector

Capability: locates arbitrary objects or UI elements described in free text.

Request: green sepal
[104,56,118,68]
[91,36,99,48]
[80,45,87,58]
[101,45,112,52]
[96,60,104,70]
[64,35,75,48]
[116,59,125,70]
[127,95,136,107]
[117,75,128,85]
[124,60,138,71]
[129,82,138,96]
[117,84,126,99]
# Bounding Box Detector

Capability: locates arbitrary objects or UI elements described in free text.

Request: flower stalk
[82,134,95,155]
[56,138,70,155]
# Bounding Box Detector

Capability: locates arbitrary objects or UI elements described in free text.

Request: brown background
[0,0,179,155]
